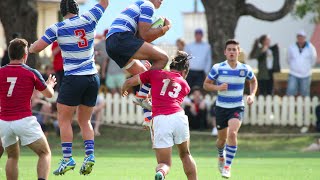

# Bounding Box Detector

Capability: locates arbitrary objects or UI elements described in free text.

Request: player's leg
[5,142,20,180]
[27,137,51,180]
[222,117,242,178]
[131,42,169,70]
[215,106,229,173]
[155,148,172,180]
[53,103,77,175]
[177,140,198,180]
[78,74,100,175]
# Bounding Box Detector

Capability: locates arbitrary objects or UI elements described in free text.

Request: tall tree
[201,0,297,63]
[294,0,320,22]
[0,0,38,67]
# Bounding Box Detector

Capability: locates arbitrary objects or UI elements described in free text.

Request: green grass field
[0,126,319,180]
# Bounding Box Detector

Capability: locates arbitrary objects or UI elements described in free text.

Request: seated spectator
[184,86,207,130]
[176,38,185,53]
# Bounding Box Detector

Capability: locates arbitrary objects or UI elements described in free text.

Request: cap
[297,30,306,37]
[195,28,203,35]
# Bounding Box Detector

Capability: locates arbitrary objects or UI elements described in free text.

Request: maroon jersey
[139,70,190,117]
[0,63,47,121]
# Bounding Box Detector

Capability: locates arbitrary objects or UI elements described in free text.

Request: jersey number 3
[7,77,17,97]
[160,79,182,98]
[74,29,88,48]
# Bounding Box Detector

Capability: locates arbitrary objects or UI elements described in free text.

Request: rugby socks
[217,145,225,158]
[84,140,94,156]
[225,145,238,167]
[137,84,151,98]
[143,108,152,122]
[62,142,72,159]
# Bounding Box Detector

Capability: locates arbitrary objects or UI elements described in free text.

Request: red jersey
[51,41,63,72]
[0,64,47,121]
[139,70,190,117]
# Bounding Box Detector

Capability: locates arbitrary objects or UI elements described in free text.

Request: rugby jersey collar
[225,60,239,70]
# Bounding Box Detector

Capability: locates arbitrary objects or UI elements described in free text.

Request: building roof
[36,0,87,4]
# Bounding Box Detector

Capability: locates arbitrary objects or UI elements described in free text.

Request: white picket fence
[101,93,319,127]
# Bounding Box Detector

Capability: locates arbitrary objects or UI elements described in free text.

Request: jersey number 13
[160,79,182,98]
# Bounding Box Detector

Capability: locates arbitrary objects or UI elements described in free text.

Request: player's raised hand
[246,95,255,106]
[46,74,57,88]
[218,83,228,91]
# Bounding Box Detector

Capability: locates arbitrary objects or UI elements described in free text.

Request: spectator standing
[184,28,212,89]
[176,38,185,53]
[51,41,64,91]
[250,34,280,95]
[287,31,317,97]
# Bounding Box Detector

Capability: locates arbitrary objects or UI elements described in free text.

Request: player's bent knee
[228,131,238,140]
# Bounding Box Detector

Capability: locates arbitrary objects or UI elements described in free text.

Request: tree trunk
[0,0,38,68]
[201,0,296,63]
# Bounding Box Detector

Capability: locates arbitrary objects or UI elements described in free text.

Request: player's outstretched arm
[99,0,109,9]
[246,76,258,105]
[203,77,228,92]
[40,74,57,98]
[121,75,141,97]
[29,39,50,54]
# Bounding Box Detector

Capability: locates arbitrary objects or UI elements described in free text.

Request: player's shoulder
[239,62,253,71]
[20,64,42,77]
[213,60,227,69]
[138,0,155,9]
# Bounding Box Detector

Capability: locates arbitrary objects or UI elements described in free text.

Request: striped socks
[84,140,94,156]
[137,84,151,98]
[225,145,238,167]
[217,145,225,158]
[62,142,72,159]
[143,108,152,122]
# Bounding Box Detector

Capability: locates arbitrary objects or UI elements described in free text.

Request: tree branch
[242,0,297,21]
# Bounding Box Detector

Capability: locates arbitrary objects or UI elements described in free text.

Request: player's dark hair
[8,38,28,60]
[170,51,191,72]
[225,39,240,49]
[60,0,79,17]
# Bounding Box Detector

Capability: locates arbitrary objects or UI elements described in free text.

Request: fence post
[273,96,280,125]
[312,96,319,126]
[265,95,272,125]
[105,93,113,124]
[296,96,303,127]
[281,96,288,126]
[304,96,311,126]
[128,94,135,124]
[120,94,128,124]
[257,95,265,126]
[113,93,120,124]
[244,95,249,125]
[250,96,257,125]
[288,96,295,126]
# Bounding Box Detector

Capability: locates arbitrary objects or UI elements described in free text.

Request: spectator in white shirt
[184,29,212,89]
[287,30,317,97]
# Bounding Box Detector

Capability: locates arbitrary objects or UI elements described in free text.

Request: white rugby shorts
[153,111,190,148]
[0,116,44,148]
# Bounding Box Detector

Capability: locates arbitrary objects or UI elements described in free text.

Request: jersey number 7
[74,29,88,48]
[7,77,17,97]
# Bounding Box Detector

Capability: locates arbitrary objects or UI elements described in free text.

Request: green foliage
[294,0,320,22]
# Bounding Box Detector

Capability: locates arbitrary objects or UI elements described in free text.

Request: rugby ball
[151,17,165,28]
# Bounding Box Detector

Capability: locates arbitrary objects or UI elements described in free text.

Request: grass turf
[0,126,319,180]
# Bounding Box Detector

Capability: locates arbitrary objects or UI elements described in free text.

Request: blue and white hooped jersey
[208,60,255,108]
[41,4,105,76]
[107,0,154,38]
